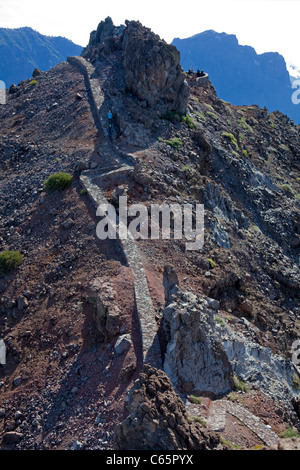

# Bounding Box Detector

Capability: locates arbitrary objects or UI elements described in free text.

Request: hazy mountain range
[0,27,83,86]
[172,30,299,124]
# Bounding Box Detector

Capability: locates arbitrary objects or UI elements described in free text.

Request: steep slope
[0,27,83,87]
[0,18,299,450]
[172,30,299,124]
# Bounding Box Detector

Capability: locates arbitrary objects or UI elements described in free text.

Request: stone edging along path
[67,56,162,369]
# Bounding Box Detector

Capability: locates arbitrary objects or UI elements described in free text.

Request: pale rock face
[163,289,300,407]
[163,291,232,396]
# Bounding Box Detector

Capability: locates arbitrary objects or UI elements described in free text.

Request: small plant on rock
[233,373,248,392]
[222,132,239,150]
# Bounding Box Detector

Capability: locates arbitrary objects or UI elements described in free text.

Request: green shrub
[192,416,206,427]
[0,251,23,273]
[208,258,216,269]
[279,144,289,152]
[281,184,294,195]
[80,188,87,195]
[182,114,195,129]
[206,110,218,120]
[292,373,300,391]
[215,316,225,327]
[161,110,182,123]
[233,374,248,392]
[279,427,300,439]
[222,132,238,150]
[159,137,182,149]
[242,149,248,157]
[188,395,202,405]
[220,436,242,450]
[238,116,253,133]
[29,79,38,86]
[44,172,72,192]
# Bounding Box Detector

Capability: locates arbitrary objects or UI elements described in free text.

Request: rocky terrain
[0,17,299,451]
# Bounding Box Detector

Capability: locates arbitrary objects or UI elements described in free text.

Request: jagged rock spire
[82,18,190,114]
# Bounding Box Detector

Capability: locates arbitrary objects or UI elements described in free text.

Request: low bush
[0,250,23,273]
[44,172,72,192]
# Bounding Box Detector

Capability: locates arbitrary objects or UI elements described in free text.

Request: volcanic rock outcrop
[82,17,190,114]
[114,365,221,450]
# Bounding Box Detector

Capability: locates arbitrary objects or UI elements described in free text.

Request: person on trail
[107,110,113,140]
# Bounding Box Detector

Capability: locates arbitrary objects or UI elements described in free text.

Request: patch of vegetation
[215,316,225,327]
[192,416,207,427]
[238,116,253,133]
[204,103,214,111]
[206,110,218,120]
[44,172,72,192]
[220,436,242,450]
[182,114,195,129]
[0,250,23,274]
[158,137,182,149]
[222,132,239,150]
[228,392,238,401]
[182,166,191,171]
[292,373,300,391]
[194,111,206,122]
[279,427,300,439]
[242,149,248,157]
[251,224,260,233]
[279,143,289,152]
[281,184,295,195]
[188,395,202,405]
[161,109,195,129]
[80,188,88,195]
[29,79,38,86]
[161,109,182,124]
[208,258,216,269]
[233,374,248,392]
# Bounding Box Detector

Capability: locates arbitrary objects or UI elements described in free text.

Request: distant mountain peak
[0,27,83,87]
[172,31,298,123]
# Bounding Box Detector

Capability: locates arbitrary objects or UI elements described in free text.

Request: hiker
[107,110,113,140]
[108,121,113,140]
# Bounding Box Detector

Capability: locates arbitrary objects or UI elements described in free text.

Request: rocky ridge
[0,18,299,450]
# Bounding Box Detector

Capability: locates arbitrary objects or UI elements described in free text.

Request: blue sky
[0,0,299,76]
